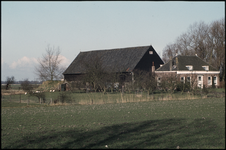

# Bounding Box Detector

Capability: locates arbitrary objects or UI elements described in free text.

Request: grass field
[1,97,225,149]
[2,91,205,106]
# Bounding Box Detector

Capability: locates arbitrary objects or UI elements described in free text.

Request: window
[149,51,153,54]
[214,76,217,85]
[180,77,185,83]
[186,65,193,70]
[157,77,161,86]
[202,66,209,71]
[208,76,212,85]
[197,75,203,88]
[187,76,191,82]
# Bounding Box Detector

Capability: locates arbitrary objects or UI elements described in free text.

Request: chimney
[176,56,178,70]
[152,62,155,72]
[169,56,172,71]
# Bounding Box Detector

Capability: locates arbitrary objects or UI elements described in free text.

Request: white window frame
[208,76,212,85]
[149,51,153,54]
[213,76,217,85]
[202,66,209,71]
[197,75,203,88]
[186,65,193,71]
[187,76,191,83]
[157,77,161,86]
[180,76,185,83]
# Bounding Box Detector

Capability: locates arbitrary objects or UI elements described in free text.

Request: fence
[1,88,225,106]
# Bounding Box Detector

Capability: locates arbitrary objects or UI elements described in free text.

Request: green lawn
[1,97,225,149]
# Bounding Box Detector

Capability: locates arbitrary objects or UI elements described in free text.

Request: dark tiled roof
[156,55,218,71]
[63,45,154,74]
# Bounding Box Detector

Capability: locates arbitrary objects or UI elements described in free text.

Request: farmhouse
[63,45,164,89]
[155,54,220,88]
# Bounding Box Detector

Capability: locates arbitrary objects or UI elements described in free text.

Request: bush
[31,92,46,103]
[58,92,72,103]
[219,81,225,89]
[176,82,190,92]
[202,85,209,95]
[21,79,33,92]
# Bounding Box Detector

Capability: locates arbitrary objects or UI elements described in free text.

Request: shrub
[31,92,46,103]
[58,92,72,103]
[21,79,33,92]
[202,85,209,95]
[176,81,190,92]
[219,81,225,89]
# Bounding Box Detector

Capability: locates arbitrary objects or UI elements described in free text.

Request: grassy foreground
[1,97,225,149]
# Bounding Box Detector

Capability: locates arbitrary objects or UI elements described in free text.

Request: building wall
[64,74,84,82]
[155,72,220,88]
[134,47,164,72]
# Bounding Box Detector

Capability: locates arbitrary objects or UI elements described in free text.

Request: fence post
[51,98,52,104]
[20,94,21,103]
[40,98,41,104]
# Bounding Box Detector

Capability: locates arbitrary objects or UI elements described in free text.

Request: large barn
[63,45,164,84]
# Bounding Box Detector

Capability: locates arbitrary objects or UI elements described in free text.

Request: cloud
[2,55,71,81]
[58,55,71,68]
[9,55,70,70]
[9,56,38,69]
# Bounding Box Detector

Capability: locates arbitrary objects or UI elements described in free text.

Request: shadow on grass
[3,118,224,149]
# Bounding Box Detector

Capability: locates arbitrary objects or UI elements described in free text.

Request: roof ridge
[194,55,218,70]
[80,45,151,53]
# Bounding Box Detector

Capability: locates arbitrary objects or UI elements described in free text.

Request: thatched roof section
[156,55,218,71]
[63,45,155,74]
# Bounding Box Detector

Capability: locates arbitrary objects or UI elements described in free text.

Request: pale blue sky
[1,1,225,81]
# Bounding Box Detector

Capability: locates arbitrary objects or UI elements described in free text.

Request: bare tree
[69,81,85,93]
[162,43,178,63]
[5,76,15,90]
[106,63,125,93]
[141,71,157,95]
[20,78,46,103]
[81,54,106,92]
[131,70,157,95]
[209,18,225,81]
[35,45,64,81]
[21,78,33,92]
[162,18,225,81]
[158,73,177,94]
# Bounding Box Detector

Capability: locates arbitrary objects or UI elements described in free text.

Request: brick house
[154,54,220,89]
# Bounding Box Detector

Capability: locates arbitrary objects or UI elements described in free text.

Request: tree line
[162,18,225,81]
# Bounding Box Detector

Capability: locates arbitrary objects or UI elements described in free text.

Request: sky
[1,1,225,81]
